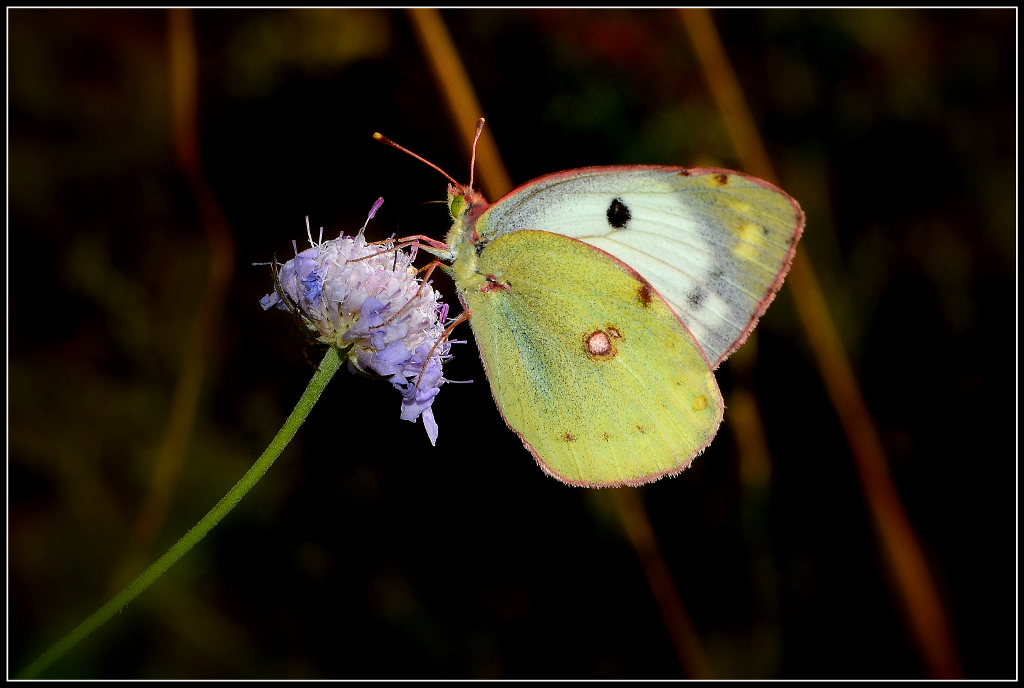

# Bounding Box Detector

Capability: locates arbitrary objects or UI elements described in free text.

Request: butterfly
[375,121,804,488]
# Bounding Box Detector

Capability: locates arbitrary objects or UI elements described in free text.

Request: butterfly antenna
[373,132,460,186]
[469,118,485,190]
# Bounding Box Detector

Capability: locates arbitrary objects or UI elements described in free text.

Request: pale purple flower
[260,199,451,444]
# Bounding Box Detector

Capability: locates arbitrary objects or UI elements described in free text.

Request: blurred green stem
[18,346,344,679]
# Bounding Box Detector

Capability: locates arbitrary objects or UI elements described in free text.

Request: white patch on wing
[479,167,801,366]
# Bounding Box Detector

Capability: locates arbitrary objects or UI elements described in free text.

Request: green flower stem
[18,346,344,679]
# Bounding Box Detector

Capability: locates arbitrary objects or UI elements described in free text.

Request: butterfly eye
[449,195,465,218]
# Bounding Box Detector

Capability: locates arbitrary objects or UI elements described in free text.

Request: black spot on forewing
[607,198,631,229]
[686,288,706,308]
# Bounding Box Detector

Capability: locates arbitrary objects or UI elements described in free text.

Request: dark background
[8,9,1016,679]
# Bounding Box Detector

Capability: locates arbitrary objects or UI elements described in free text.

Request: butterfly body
[435,163,804,488]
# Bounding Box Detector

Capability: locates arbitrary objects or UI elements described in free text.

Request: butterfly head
[447,183,487,222]
[444,182,490,263]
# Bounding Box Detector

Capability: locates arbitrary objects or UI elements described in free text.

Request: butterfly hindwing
[464,229,723,487]
[474,166,805,368]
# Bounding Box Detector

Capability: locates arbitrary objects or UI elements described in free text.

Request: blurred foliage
[8,8,1015,679]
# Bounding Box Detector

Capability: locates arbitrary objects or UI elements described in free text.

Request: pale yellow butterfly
[376,124,804,487]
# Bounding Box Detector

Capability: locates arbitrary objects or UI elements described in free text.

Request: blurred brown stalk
[679,7,961,679]
[405,7,714,679]
[107,7,236,594]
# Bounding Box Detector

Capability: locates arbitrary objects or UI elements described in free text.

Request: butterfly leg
[374,258,448,330]
[411,307,471,393]
[363,234,452,256]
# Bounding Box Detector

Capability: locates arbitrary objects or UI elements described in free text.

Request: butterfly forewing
[475,166,804,367]
[464,230,724,487]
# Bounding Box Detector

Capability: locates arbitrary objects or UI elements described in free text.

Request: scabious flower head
[260,198,451,444]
